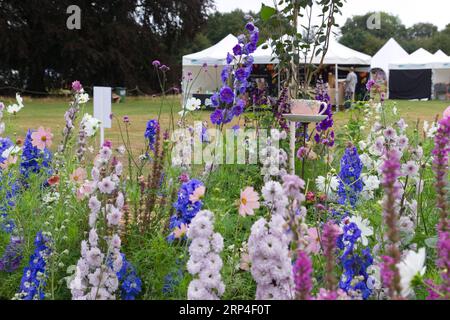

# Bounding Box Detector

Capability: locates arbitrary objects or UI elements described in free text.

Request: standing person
[344,67,358,108]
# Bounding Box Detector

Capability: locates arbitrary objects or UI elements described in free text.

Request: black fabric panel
[389,69,432,99]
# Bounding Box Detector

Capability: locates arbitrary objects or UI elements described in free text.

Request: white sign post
[93,87,112,147]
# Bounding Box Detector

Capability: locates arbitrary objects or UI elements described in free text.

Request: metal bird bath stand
[283,114,328,179]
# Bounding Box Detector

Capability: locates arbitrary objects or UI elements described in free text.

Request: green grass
[1,96,448,153]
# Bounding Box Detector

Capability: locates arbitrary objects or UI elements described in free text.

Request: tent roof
[252,37,371,65]
[390,47,450,70]
[434,49,449,60]
[370,38,409,74]
[182,34,237,66]
[311,37,372,65]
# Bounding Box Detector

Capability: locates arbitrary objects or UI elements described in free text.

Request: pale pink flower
[444,106,450,119]
[0,156,18,170]
[98,177,116,194]
[305,227,321,254]
[173,224,188,239]
[70,168,87,184]
[190,186,206,203]
[31,127,53,150]
[77,182,95,200]
[107,206,122,226]
[239,187,260,217]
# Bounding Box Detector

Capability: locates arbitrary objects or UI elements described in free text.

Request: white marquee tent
[388,48,450,99]
[370,38,409,80]
[182,34,238,96]
[182,34,372,104]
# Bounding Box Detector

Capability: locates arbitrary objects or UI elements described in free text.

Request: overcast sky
[214,0,450,30]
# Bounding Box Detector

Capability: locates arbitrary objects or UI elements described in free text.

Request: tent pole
[335,64,339,112]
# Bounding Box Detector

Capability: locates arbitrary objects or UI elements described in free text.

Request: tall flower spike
[186,210,225,300]
[380,149,403,299]
[293,250,313,300]
[431,115,450,298]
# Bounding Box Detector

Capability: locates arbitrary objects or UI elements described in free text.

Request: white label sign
[93,86,112,129]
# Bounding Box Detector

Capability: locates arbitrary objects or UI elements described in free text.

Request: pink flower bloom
[77,182,95,200]
[0,156,18,170]
[444,106,450,119]
[305,228,321,254]
[190,186,206,203]
[72,80,83,92]
[70,168,87,184]
[172,224,188,239]
[31,127,53,150]
[239,187,260,216]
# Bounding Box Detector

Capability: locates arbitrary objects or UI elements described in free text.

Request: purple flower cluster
[431,116,450,298]
[269,87,291,131]
[380,149,403,299]
[0,236,23,272]
[293,250,313,300]
[314,79,335,147]
[210,20,259,125]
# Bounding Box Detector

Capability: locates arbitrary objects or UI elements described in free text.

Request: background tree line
[0,2,448,95]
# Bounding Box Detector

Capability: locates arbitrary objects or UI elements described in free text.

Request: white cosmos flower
[185,98,201,111]
[1,145,21,159]
[77,93,90,104]
[7,93,25,115]
[81,113,101,137]
[397,248,426,298]
[348,215,373,246]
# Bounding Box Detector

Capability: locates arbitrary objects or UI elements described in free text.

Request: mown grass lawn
[1,95,448,152]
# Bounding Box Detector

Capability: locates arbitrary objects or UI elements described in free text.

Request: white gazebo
[182,34,238,96]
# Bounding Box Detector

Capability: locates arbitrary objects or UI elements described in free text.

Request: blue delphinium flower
[0,137,14,163]
[116,254,142,300]
[20,130,52,179]
[162,269,183,296]
[0,236,23,272]
[168,179,204,243]
[209,19,259,125]
[16,232,52,300]
[337,146,363,207]
[337,222,373,300]
[144,119,160,151]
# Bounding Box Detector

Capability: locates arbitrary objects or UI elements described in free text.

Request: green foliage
[340,11,449,56]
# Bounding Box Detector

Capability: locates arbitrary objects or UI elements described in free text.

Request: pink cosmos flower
[70,168,87,184]
[238,187,260,217]
[31,127,53,150]
[305,228,321,254]
[77,181,95,200]
[444,106,450,119]
[172,224,188,239]
[0,156,18,170]
[190,186,206,203]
